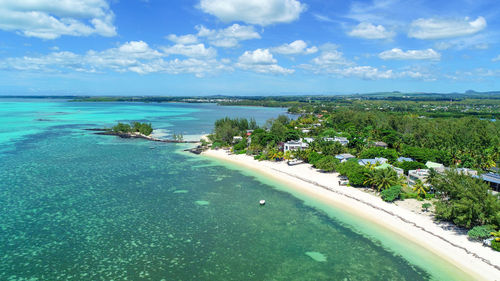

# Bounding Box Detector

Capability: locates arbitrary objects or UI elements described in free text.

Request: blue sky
[0,0,499,95]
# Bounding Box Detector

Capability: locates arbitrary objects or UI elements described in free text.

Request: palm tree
[413,179,429,198]
[374,168,399,192]
[363,170,377,188]
[427,168,439,186]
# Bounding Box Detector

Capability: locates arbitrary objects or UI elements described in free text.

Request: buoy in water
[259,200,266,206]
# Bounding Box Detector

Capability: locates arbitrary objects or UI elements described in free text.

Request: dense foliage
[111,122,153,136]
[432,171,500,228]
[381,185,402,202]
[467,225,496,240]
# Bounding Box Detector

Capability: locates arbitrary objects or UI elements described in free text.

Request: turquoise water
[0,99,468,280]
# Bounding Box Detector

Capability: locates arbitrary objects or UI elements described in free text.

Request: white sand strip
[202,149,500,281]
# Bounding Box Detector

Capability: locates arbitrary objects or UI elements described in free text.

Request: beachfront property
[284,140,309,152]
[374,141,388,148]
[232,136,243,143]
[397,157,414,162]
[358,157,388,166]
[375,163,404,176]
[303,137,315,143]
[453,168,478,176]
[408,169,430,185]
[322,137,349,145]
[480,173,500,192]
[425,161,445,172]
[333,137,349,146]
[335,153,356,163]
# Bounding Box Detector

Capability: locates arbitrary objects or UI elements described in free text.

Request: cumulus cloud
[348,22,395,40]
[409,16,487,40]
[379,48,441,60]
[303,47,434,80]
[236,48,293,74]
[493,55,500,62]
[311,50,352,67]
[198,0,306,26]
[166,34,198,45]
[0,41,230,77]
[162,43,217,58]
[0,0,116,39]
[271,40,317,55]
[196,24,260,47]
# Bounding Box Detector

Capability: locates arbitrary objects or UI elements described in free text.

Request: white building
[284,140,309,152]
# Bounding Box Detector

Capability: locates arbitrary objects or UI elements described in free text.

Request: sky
[0,0,500,96]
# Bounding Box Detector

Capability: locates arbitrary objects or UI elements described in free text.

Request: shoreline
[201,149,500,281]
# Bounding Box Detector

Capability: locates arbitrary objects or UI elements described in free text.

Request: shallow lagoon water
[0,99,468,280]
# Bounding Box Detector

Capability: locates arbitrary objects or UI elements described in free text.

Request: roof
[374,163,392,170]
[358,157,387,166]
[374,141,388,147]
[335,153,355,160]
[397,157,414,162]
[482,173,500,184]
[425,161,444,169]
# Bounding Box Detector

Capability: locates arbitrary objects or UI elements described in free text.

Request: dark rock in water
[35,118,53,121]
[185,146,206,154]
[87,128,199,144]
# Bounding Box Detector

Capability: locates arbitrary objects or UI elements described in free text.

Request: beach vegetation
[381,185,402,202]
[432,171,500,228]
[315,156,339,172]
[492,240,500,251]
[336,159,369,187]
[412,180,429,199]
[467,225,496,240]
[422,203,432,212]
[111,122,153,136]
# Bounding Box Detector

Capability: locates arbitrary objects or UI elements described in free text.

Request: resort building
[408,169,430,185]
[334,137,349,146]
[453,168,478,176]
[374,141,388,148]
[284,140,309,153]
[232,136,243,143]
[303,137,315,143]
[425,161,445,172]
[375,163,404,176]
[358,157,388,166]
[335,153,356,163]
[397,157,414,162]
[480,173,500,192]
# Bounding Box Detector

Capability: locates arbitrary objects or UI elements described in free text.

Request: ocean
[0,99,467,280]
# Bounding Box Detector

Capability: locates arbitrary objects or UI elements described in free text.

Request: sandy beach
[202,149,500,281]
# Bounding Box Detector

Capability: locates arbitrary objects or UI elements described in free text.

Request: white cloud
[409,16,487,40]
[198,0,306,26]
[379,48,441,60]
[348,22,395,40]
[271,40,317,55]
[166,34,198,45]
[493,55,500,62]
[196,24,260,48]
[0,0,116,39]
[342,66,393,80]
[311,50,352,67]
[0,41,230,77]
[236,48,293,74]
[162,43,217,58]
[303,47,435,80]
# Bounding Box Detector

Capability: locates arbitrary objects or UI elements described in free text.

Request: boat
[259,200,266,206]
[287,159,304,166]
